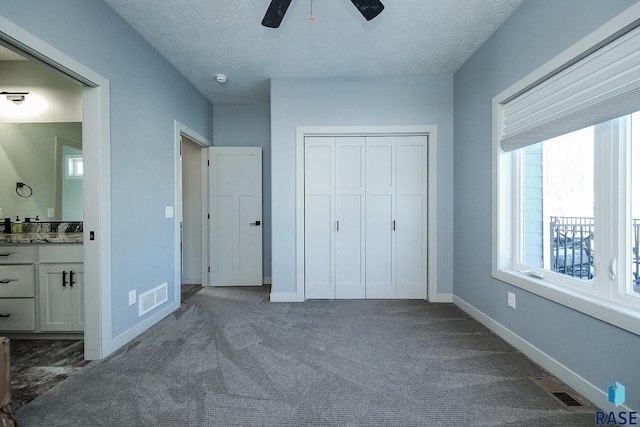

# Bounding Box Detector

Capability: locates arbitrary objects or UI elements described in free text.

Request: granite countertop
[0,221,83,244]
[0,232,84,244]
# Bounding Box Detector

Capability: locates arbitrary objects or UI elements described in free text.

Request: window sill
[493,268,640,337]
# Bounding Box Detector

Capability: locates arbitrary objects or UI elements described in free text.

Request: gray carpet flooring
[16,286,597,426]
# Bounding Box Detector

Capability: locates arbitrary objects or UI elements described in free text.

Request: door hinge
[208,213,210,219]
[208,266,211,273]
[207,160,210,166]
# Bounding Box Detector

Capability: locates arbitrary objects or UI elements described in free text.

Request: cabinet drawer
[0,299,35,331]
[39,245,83,263]
[0,265,35,297]
[0,246,36,264]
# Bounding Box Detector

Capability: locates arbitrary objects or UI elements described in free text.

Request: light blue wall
[454,0,640,410]
[0,1,213,339]
[271,76,454,297]
[213,104,272,279]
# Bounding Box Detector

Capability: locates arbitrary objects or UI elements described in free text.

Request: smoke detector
[215,74,227,83]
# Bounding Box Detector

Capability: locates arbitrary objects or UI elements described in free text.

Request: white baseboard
[180,276,201,285]
[109,300,179,354]
[270,291,452,303]
[263,277,272,285]
[269,292,301,302]
[429,292,453,303]
[452,295,622,412]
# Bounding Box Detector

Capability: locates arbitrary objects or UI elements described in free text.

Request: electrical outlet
[165,206,174,218]
[129,290,137,306]
[47,208,55,218]
[508,292,516,309]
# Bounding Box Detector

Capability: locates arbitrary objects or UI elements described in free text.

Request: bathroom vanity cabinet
[0,246,36,331]
[0,244,83,334]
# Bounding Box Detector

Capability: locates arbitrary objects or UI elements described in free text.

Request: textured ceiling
[104,0,525,105]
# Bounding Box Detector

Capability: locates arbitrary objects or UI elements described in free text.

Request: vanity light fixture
[1,91,29,105]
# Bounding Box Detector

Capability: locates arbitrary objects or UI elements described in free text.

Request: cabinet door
[70,267,84,331]
[39,263,84,332]
[365,137,397,298]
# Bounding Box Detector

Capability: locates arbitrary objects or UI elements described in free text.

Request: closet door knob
[70,271,76,288]
[250,220,261,226]
[62,270,67,287]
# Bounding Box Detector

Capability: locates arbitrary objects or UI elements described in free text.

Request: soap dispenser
[12,216,22,233]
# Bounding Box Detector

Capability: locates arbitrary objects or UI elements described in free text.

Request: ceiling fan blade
[261,0,293,28]
[350,0,384,21]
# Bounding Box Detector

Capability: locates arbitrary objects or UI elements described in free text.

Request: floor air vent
[139,283,169,316]
[529,376,590,410]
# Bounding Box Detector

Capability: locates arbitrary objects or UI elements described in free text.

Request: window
[522,126,594,282]
[517,112,639,302]
[493,14,640,334]
[66,155,83,179]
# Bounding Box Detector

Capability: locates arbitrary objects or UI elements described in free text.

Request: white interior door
[304,134,427,300]
[209,147,262,286]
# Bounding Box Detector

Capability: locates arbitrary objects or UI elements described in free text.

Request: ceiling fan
[261,0,385,28]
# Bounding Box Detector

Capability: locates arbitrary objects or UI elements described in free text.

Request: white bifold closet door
[304,137,366,299]
[365,136,427,299]
[304,135,427,299]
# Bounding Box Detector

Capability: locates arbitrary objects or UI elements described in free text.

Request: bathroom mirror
[0,122,83,221]
[0,45,84,224]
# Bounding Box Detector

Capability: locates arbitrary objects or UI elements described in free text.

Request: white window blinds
[500,24,640,152]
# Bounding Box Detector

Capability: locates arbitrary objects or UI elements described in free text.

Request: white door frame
[174,121,212,298]
[295,125,439,302]
[0,15,112,359]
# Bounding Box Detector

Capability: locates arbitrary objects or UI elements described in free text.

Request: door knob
[250,220,261,226]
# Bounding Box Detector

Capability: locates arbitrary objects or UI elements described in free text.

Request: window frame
[492,7,640,336]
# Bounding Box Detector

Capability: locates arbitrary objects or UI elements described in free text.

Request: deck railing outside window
[550,216,594,280]
[550,216,640,286]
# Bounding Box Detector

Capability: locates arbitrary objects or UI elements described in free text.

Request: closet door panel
[305,138,335,299]
[336,195,365,298]
[336,138,365,298]
[397,138,426,189]
[396,136,428,299]
[365,194,395,298]
[305,196,334,298]
[366,138,397,299]
[396,194,426,298]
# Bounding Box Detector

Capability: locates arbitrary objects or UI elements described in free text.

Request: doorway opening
[174,121,211,304]
[0,16,111,359]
